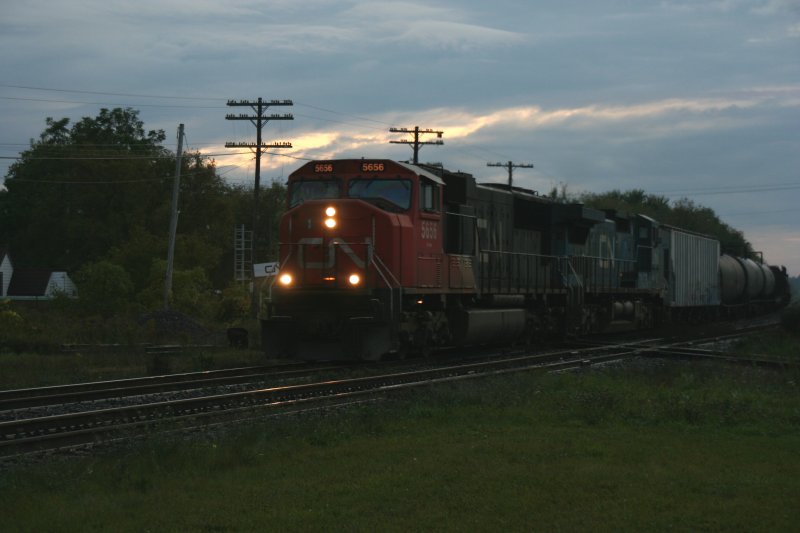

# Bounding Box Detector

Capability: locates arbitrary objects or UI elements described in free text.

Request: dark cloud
[1,0,798,270]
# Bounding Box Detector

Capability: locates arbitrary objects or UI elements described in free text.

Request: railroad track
[576,324,797,369]
[1,324,791,459]
[0,362,339,412]
[0,343,643,458]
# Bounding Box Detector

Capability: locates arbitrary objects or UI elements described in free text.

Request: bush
[73,260,135,317]
[780,303,800,337]
[216,284,250,322]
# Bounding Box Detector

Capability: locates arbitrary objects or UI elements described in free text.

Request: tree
[580,189,753,257]
[73,260,135,317]
[0,108,171,270]
[0,107,288,319]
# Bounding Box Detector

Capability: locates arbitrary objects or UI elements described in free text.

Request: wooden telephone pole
[389,126,444,164]
[487,160,534,189]
[225,98,293,315]
[164,123,184,310]
[225,99,293,255]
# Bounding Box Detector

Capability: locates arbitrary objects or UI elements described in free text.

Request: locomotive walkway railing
[478,250,569,294]
[569,255,637,292]
[478,250,639,295]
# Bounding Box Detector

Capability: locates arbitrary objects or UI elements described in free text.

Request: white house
[0,251,78,300]
[0,249,12,297]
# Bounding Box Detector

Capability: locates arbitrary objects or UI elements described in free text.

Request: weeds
[2,357,800,531]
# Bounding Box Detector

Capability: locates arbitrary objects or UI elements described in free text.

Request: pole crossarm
[389,126,444,164]
[226,99,293,106]
[224,114,294,120]
[225,142,293,149]
[487,160,534,189]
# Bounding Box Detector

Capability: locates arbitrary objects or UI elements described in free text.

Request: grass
[2,361,800,531]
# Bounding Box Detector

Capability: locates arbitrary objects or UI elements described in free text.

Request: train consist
[261,159,790,360]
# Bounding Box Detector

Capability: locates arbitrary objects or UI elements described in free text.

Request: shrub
[780,303,800,337]
[73,260,135,317]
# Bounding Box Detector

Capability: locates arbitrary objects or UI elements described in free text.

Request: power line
[0,84,531,170]
[0,151,252,160]
[295,102,392,126]
[9,177,173,184]
[0,95,223,109]
[720,208,798,217]
[1,84,393,123]
[0,85,393,129]
[0,84,220,101]
[660,184,800,197]
[650,181,799,194]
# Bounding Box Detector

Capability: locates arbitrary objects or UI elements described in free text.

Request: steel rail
[0,345,638,457]
[646,345,798,368]
[0,362,340,411]
[1,325,790,458]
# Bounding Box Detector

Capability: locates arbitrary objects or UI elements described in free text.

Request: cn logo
[421,220,438,240]
[297,237,370,269]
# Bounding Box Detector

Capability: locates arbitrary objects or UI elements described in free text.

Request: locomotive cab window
[348,178,411,212]
[289,179,341,208]
[420,179,440,212]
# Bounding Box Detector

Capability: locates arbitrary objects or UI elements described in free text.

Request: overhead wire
[3,83,796,198]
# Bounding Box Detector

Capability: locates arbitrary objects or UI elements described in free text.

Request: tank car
[718,253,788,314]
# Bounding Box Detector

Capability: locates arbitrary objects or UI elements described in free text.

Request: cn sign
[253,262,279,278]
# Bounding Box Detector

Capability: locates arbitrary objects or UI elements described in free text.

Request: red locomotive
[262,159,461,360]
[261,159,791,360]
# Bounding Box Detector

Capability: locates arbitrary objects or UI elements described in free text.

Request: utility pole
[226,98,293,315]
[225,99,293,254]
[487,161,534,189]
[164,123,184,310]
[389,126,444,164]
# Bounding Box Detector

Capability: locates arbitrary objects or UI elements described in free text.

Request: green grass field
[2,356,799,532]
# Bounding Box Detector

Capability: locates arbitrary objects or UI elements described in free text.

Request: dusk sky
[1,0,798,272]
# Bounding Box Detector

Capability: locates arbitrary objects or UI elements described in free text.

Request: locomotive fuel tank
[449,308,527,345]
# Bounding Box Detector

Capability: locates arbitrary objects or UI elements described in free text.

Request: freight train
[260,159,790,360]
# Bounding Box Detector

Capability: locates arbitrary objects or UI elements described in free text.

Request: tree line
[547,187,754,257]
[1,107,762,322]
[0,108,285,321]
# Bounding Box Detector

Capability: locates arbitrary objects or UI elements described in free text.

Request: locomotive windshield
[289,179,341,208]
[347,178,411,211]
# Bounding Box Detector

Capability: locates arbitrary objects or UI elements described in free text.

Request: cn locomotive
[260,159,790,360]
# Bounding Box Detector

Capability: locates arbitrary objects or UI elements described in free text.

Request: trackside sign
[253,262,279,278]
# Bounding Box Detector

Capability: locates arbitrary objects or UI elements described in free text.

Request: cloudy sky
[1,0,798,272]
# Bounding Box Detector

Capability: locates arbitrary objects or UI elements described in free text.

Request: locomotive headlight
[348,273,361,286]
[278,273,293,286]
[324,206,337,228]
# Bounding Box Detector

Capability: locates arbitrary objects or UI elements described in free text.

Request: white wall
[0,254,12,297]
[47,271,78,298]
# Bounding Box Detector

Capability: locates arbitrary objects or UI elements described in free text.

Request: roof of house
[7,268,53,296]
